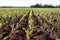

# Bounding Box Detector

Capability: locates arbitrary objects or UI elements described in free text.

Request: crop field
[0,8,60,40]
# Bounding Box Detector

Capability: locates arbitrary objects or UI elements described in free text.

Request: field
[0,8,60,40]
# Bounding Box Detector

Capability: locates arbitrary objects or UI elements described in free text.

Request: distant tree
[31,3,40,8]
[31,3,60,8]
[43,4,55,8]
[43,4,48,8]
[58,5,60,8]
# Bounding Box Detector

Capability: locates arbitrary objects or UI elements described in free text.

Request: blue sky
[0,0,60,7]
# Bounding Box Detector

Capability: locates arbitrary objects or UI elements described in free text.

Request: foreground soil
[0,10,60,40]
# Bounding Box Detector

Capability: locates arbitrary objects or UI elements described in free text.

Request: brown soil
[0,10,60,40]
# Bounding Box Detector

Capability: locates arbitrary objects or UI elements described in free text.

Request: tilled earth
[0,11,60,40]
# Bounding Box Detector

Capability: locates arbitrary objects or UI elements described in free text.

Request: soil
[0,11,60,40]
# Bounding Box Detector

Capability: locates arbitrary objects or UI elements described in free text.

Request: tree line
[31,4,60,8]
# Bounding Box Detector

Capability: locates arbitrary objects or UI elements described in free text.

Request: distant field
[0,8,60,40]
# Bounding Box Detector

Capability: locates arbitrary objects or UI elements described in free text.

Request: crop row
[0,8,60,40]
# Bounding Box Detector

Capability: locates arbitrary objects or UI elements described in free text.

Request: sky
[0,0,60,7]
